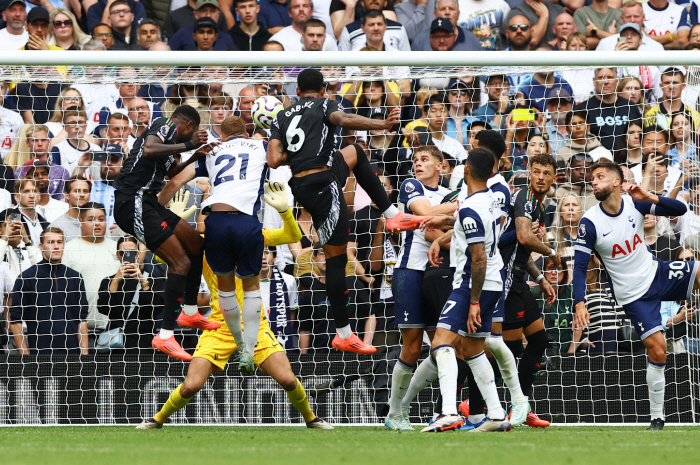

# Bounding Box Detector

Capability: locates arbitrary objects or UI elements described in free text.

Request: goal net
[0,51,698,426]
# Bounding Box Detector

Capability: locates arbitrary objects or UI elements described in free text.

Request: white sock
[467,351,505,420]
[337,324,352,339]
[219,290,245,351]
[383,205,399,218]
[433,346,458,416]
[388,359,414,417]
[242,290,262,357]
[485,336,527,403]
[402,356,438,410]
[182,304,198,316]
[469,414,486,424]
[647,362,666,421]
[158,329,174,339]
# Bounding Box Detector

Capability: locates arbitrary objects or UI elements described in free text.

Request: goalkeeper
[137,183,332,429]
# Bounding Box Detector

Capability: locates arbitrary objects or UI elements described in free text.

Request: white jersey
[453,189,503,291]
[0,106,24,160]
[643,2,684,36]
[206,127,222,143]
[397,178,451,271]
[195,137,269,216]
[51,139,101,176]
[574,194,655,305]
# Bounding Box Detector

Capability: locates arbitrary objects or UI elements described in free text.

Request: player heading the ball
[266,68,429,354]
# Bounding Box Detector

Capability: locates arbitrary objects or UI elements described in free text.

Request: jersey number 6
[286,115,306,152]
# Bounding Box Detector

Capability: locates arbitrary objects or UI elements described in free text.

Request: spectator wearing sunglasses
[410,0,481,51]
[504,0,565,47]
[46,8,90,50]
[503,15,531,51]
[20,7,60,51]
[556,152,597,212]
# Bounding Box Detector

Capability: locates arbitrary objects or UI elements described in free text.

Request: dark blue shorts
[623,260,698,340]
[393,268,437,330]
[204,212,264,278]
[436,286,501,338]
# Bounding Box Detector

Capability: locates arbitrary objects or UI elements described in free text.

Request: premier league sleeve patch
[578,223,586,237]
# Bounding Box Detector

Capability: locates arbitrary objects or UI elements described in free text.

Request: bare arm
[409,198,457,217]
[10,322,29,355]
[158,164,196,205]
[328,107,400,131]
[515,216,556,257]
[219,0,236,29]
[369,217,386,272]
[527,0,550,46]
[363,314,376,345]
[22,111,34,124]
[469,242,487,303]
[78,321,88,355]
[266,138,288,169]
[331,0,358,39]
[299,330,310,354]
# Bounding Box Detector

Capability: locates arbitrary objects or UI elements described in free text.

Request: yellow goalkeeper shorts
[192,317,283,371]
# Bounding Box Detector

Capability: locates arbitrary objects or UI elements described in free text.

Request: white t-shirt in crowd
[457,0,510,39]
[643,2,685,36]
[270,26,338,51]
[313,0,336,39]
[433,134,468,162]
[0,28,28,50]
[0,188,11,211]
[72,83,120,108]
[21,211,45,246]
[37,198,69,223]
[62,237,120,330]
[595,33,665,51]
[0,106,24,161]
[52,139,101,176]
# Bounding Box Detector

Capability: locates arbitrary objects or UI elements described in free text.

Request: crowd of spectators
[0,0,698,359]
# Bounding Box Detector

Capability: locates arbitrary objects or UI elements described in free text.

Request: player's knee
[647,343,667,364]
[170,255,192,275]
[400,342,422,365]
[280,375,298,392]
[504,339,524,358]
[180,378,204,398]
[524,329,549,353]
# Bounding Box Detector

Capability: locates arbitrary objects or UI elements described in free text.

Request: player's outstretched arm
[158,164,197,206]
[266,139,289,169]
[515,216,561,266]
[143,129,208,159]
[627,184,688,217]
[262,183,303,247]
[329,107,400,131]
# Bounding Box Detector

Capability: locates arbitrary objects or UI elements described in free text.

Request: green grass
[2,426,700,465]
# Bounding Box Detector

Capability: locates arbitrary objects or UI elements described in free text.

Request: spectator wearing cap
[9,126,70,199]
[92,23,114,50]
[272,0,337,51]
[86,0,146,35]
[427,17,459,51]
[228,0,271,51]
[49,177,91,243]
[0,0,28,51]
[445,78,482,147]
[644,67,700,131]
[164,0,228,40]
[168,0,234,50]
[504,0,565,47]
[547,12,576,50]
[545,86,573,153]
[410,0,480,51]
[614,22,642,51]
[21,7,62,50]
[134,18,162,50]
[27,160,69,222]
[595,2,664,52]
[90,144,123,228]
[473,74,510,128]
[573,0,620,50]
[192,17,219,50]
[515,71,573,114]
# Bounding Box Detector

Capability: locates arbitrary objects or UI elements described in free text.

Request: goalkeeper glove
[169,189,197,219]
[263,182,289,213]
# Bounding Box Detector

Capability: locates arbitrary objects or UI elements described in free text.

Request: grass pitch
[1,426,700,465]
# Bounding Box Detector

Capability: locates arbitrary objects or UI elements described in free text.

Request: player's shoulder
[400,178,425,194]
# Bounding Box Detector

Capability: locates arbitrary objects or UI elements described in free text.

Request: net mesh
[0,62,698,426]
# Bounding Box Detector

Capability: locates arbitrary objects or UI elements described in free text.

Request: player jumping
[113,105,220,361]
[266,68,427,354]
[137,182,332,429]
[573,161,695,431]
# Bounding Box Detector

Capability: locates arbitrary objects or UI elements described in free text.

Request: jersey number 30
[214,153,249,186]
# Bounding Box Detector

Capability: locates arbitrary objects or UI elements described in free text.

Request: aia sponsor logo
[611,234,643,258]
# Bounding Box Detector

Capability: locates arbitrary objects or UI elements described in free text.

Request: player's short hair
[107,112,130,125]
[529,153,557,171]
[303,18,326,32]
[62,109,87,123]
[172,105,201,126]
[362,9,385,24]
[642,124,670,144]
[109,0,131,14]
[79,201,106,220]
[208,92,234,109]
[40,227,65,244]
[64,176,92,194]
[565,109,588,127]
[221,116,246,138]
[466,148,494,181]
[14,177,36,195]
[413,145,444,163]
[590,161,624,182]
[474,129,506,160]
[297,68,325,94]
[423,93,446,114]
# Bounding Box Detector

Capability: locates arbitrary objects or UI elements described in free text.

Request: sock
[351,144,392,212]
[153,384,191,424]
[158,329,174,339]
[182,304,198,317]
[384,205,399,218]
[162,272,187,331]
[337,324,351,339]
[466,364,486,416]
[242,290,262,357]
[504,339,524,359]
[519,329,549,397]
[219,290,245,350]
[467,351,505,420]
[432,345,458,416]
[486,336,527,403]
[388,358,414,417]
[184,253,203,306]
[647,362,666,421]
[324,254,351,329]
[456,357,469,387]
[402,356,438,409]
[469,413,486,424]
[286,378,316,423]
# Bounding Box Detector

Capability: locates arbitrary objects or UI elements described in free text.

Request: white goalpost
[0,51,698,427]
